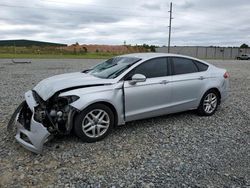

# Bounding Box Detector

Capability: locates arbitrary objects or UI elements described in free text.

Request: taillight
[223,71,229,79]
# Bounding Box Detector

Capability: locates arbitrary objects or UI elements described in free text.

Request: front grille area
[34,106,46,123]
[18,102,32,131]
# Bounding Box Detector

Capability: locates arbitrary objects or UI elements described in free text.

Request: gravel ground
[0,59,249,187]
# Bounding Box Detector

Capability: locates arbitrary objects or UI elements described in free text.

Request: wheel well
[90,101,118,126]
[206,88,221,104]
[71,101,119,132]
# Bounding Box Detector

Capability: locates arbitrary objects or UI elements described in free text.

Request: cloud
[179,1,194,9]
[0,0,249,46]
[141,2,161,10]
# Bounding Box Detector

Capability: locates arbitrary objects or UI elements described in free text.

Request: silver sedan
[8,53,229,153]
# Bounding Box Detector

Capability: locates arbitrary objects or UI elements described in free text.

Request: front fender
[59,83,125,125]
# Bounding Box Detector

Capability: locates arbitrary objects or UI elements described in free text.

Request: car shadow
[48,110,197,147]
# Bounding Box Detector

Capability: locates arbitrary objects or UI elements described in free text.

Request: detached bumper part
[14,90,51,154]
[15,115,50,154]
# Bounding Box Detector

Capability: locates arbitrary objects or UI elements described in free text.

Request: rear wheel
[197,90,219,116]
[74,103,114,142]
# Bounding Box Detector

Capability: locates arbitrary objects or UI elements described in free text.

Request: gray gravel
[0,59,249,187]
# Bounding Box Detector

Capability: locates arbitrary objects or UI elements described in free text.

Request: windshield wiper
[82,69,92,73]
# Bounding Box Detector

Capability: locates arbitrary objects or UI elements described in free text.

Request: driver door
[123,57,172,121]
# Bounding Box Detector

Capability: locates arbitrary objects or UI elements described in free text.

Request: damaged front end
[7,90,77,154]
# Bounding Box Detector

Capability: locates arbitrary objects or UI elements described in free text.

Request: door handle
[159,80,169,84]
[199,76,205,80]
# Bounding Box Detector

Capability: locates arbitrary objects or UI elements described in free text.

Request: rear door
[123,57,172,121]
[169,57,209,111]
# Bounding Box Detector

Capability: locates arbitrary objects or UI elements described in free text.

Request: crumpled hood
[33,72,113,101]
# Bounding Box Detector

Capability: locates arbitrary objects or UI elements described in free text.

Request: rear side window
[131,57,168,78]
[172,57,198,75]
[193,60,208,72]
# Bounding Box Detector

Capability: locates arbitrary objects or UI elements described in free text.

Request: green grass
[0,53,118,59]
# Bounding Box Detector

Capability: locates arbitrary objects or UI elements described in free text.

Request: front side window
[89,57,140,79]
[129,58,168,79]
[172,57,198,75]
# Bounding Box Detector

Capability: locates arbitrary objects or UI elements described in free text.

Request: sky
[0,0,249,46]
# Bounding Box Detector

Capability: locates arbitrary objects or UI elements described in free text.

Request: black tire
[74,103,114,142]
[197,90,219,116]
[7,101,25,133]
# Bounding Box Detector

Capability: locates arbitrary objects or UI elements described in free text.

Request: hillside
[0,39,67,47]
[60,44,148,54]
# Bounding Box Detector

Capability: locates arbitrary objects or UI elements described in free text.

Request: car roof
[118,52,212,66]
[119,52,197,61]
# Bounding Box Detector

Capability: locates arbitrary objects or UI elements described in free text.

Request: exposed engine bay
[31,91,77,135]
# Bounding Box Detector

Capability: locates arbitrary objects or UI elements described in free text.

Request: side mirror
[129,74,146,85]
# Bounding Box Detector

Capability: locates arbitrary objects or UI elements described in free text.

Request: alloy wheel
[203,93,217,114]
[81,109,110,138]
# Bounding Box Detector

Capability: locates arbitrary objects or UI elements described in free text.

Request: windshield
[88,57,140,79]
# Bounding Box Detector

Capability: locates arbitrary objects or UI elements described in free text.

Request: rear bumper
[11,90,51,154]
[220,79,230,102]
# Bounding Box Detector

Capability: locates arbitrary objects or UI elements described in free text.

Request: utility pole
[168,2,173,53]
[13,41,16,58]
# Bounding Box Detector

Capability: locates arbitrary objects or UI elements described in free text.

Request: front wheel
[197,90,219,116]
[74,103,114,142]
